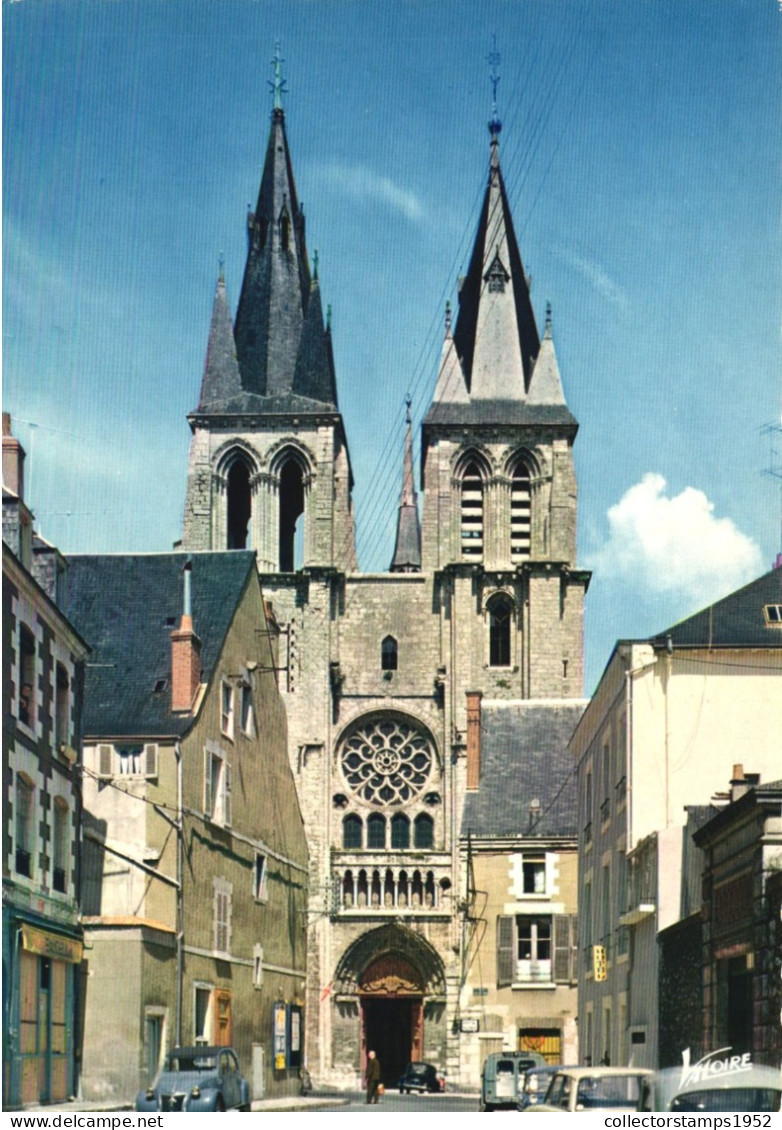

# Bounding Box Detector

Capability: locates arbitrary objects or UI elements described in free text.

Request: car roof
[553,1067,654,1079]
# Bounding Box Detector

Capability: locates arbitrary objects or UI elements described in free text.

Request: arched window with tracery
[279,458,305,571]
[367,813,386,850]
[510,458,532,560]
[227,459,252,549]
[488,595,513,668]
[460,460,484,559]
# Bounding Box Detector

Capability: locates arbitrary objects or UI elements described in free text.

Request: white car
[529,1067,653,1112]
[639,1054,782,1112]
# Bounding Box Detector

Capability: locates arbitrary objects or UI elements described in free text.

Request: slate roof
[461,700,587,839]
[652,567,782,649]
[423,400,578,430]
[62,551,256,738]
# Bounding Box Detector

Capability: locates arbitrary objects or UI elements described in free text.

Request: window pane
[390,815,410,849]
[367,814,386,849]
[343,815,362,849]
[413,814,433,849]
[489,603,511,667]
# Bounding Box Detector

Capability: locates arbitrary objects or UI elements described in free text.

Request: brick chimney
[2,413,25,499]
[171,557,201,713]
[466,691,483,790]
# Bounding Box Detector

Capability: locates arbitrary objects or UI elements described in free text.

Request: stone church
[179,59,588,1089]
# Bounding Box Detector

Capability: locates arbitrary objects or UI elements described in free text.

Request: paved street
[300,1090,479,1113]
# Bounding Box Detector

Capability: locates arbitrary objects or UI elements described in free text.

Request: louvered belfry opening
[510,460,531,560]
[460,461,484,558]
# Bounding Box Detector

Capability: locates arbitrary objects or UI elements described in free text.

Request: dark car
[135,1046,251,1112]
[398,1061,445,1094]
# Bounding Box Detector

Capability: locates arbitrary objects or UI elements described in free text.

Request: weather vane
[268,43,288,112]
[488,35,502,136]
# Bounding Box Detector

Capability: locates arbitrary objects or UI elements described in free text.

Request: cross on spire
[488,35,502,137]
[268,43,288,113]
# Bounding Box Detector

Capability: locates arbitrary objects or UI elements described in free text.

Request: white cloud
[589,473,764,602]
[550,244,628,310]
[314,162,424,223]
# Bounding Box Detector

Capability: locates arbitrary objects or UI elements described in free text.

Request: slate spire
[234,48,328,402]
[452,110,540,400]
[390,397,422,572]
[197,263,242,409]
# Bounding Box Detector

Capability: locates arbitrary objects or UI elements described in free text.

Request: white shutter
[144,743,158,778]
[223,762,232,827]
[204,748,213,817]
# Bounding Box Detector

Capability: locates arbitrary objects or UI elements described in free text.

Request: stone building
[457,697,586,1081]
[179,61,589,1090]
[2,416,89,1107]
[63,551,308,1104]
[569,567,782,1070]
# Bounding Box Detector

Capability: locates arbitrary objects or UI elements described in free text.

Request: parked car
[136,1046,251,1112]
[638,1056,782,1112]
[518,1065,576,1110]
[480,1050,548,1111]
[398,1061,445,1094]
[528,1066,653,1112]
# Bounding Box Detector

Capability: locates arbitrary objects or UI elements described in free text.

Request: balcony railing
[332,855,452,915]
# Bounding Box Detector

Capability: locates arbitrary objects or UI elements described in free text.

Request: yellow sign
[21,924,83,964]
[593,944,607,982]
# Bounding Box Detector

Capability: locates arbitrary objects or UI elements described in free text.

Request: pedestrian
[365,1050,381,1104]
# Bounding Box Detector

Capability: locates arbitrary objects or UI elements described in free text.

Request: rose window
[340,715,435,806]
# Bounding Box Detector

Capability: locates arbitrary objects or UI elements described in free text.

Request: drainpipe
[175,739,184,1046]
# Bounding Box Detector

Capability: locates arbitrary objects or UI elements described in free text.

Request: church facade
[179,61,589,1089]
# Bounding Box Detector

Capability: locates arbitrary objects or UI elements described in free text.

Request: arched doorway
[359,955,423,1086]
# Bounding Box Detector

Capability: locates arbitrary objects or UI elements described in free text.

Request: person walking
[365,1050,381,1104]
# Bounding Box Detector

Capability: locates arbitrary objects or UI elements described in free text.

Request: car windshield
[671,1088,781,1112]
[497,1061,515,1074]
[575,1074,644,1109]
[166,1054,216,1073]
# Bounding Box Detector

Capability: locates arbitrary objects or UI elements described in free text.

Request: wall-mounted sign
[273,1002,287,1070]
[593,945,607,982]
[460,1018,479,1033]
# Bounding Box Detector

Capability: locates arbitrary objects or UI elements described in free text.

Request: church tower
[421,104,589,698]
[181,48,356,574]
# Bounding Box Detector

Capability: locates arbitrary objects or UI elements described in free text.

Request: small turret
[390,397,422,573]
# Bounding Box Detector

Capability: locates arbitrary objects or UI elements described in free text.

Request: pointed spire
[450,64,539,401]
[197,264,242,409]
[527,301,566,405]
[431,300,468,405]
[234,50,312,398]
[268,43,288,115]
[390,396,422,573]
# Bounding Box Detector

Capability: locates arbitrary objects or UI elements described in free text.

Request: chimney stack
[466,691,483,790]
[171,557,202,712]
[2,414,25,499]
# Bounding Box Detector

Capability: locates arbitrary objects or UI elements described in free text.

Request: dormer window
[763,604,782,627]
[381,636,398,672]
[485,252,509,294]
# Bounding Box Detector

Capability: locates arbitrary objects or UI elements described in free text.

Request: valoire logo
[679,1046,753,1089]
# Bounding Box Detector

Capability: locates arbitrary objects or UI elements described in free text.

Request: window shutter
[497,915,515,987]
[204,748,212,817]
[553,914,577,983]
[144,744,158,778]
[224,762,232,827]
[98,745,113,779]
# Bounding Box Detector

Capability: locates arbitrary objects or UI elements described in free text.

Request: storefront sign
[21,924,83,964]
[460,1018,479,1033]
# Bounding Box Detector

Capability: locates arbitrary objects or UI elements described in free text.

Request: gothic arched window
[343,814,362,850]
[413,813,434,850]
[227,459,252,550]
[460,461,484,559]
[367,813,386,850]
[510,459,531,560]
[381,636,398,671]
[279,458,305,572]
[488,596,513,668]
[390,813,410,849]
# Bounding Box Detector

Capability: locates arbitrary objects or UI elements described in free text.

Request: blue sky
[4,0,781,693]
